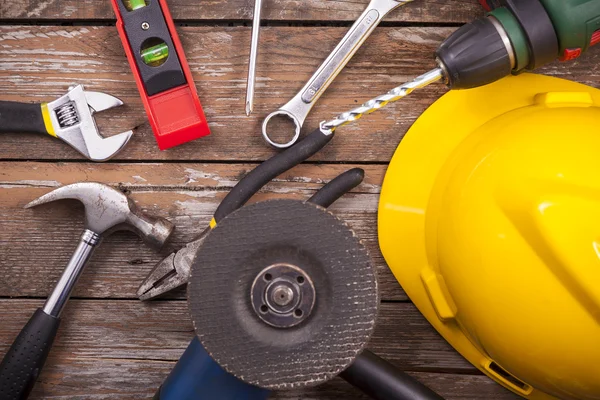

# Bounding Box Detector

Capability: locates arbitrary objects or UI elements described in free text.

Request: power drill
[437,0,600,89]
[321,0,600,133]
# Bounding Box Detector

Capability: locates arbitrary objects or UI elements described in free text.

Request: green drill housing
[539,0,600,54]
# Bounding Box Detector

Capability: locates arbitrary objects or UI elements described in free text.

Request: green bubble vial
[141,43,169,67]
[124,0,148,11]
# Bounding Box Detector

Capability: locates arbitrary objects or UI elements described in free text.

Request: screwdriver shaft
[245,0,263,116]
[322,68,444,132]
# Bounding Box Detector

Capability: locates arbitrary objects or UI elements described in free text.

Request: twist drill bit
[321,68,444,132]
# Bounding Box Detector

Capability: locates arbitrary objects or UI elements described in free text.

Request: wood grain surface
[0,0,589,398]
[1,0,482,23]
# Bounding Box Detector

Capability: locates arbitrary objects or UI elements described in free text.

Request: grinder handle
[0,308,61,400]
[340,350,445,400]
[214,128,333,223]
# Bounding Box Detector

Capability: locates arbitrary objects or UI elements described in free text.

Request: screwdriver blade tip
[245,102,253,116]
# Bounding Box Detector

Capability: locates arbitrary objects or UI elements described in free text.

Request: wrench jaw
[47,85,133,162]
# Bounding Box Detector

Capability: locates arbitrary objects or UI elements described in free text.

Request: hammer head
[25,182,174,248]
[46,85,133,162]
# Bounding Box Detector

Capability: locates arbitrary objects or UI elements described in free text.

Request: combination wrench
[261,0,414,148]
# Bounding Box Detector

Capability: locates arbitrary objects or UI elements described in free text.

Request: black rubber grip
[340,350,445,400]
[436,17,512,89]
[0,309,60,400]
[307,168,364,208]
[214,128,333,223]
[0,101,47,135]
[501,0,558,70]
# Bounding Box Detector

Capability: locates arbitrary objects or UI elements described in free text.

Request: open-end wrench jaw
[47,85,133,162]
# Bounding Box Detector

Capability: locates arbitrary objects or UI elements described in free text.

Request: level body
[112,0,210,150]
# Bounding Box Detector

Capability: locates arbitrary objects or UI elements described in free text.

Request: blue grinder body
[155,338,271,400]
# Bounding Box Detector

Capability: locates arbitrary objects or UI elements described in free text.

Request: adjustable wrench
[0,85,133,161]
[261,0,414,148]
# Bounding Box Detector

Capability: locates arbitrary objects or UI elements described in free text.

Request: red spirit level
[111,0,210,150]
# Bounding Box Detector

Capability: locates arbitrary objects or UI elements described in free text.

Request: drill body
[436,0,600,89]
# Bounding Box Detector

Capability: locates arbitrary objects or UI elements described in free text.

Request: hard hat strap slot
[486,361,531,394]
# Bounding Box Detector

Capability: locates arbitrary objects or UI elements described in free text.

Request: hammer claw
[24,184,86,209]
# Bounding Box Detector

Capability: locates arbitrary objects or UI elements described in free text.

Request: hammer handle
[0,101,48,135]
[0,308,61,400]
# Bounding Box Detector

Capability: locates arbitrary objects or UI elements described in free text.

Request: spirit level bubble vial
[112,0,211,150]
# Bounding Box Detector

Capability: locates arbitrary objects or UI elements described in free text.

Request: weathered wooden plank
[0,162,409,300]
[0,299,520,400]
[27,363,519,399]
[0,300,519,398]
[0,0,483,23]
[0,25,450,162]
[2,25,598,162]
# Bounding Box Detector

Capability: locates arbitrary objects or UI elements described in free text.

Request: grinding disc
[188,199,379,390]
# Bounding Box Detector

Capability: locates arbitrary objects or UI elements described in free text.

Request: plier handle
[138,127,354,300]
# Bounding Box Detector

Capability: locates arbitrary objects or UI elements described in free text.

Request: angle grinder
[153,171,443,400]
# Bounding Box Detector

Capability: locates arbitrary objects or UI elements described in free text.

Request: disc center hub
[251,263,315,328]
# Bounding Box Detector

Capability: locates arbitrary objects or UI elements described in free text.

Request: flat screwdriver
[324,0,600,132]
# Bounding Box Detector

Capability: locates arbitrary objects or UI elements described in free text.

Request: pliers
[0,85,133,161]
[138,125,340,300]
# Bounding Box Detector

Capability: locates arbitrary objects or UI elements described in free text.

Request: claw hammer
[0,183,174,400]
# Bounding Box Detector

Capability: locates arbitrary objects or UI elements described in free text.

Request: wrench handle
[0,308,61,400]
[0,101,48,135]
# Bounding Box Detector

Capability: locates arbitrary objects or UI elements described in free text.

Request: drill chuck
[435,16,514,90]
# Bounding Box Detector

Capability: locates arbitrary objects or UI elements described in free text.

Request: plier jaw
[137,229,209,300]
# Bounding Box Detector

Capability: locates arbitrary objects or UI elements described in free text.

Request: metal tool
[261,0,414,148]
[327,0,600,129]
[154,193,443,400]
[138,130,340,300]
[111,0,211,150]
[0,85,133,161]
[0,182,174,400]
[142,0,600,300]
[245,0,263,116]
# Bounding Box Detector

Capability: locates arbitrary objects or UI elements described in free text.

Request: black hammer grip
[308,168,364,208]
[340,350,445,400]
[0,101,47,135]
[0,308,61,400]
[214,128,333,223]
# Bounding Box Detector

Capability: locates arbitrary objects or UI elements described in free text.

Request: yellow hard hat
[378,73,600,400]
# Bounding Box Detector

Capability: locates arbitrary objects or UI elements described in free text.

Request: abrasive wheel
[188,199,379,390]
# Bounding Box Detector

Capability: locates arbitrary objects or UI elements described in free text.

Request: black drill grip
[308,168,364,208]
[0,101,47,135]
[214,128,334,223]
[436,17,512,90]
[340,350,445,400]
[0,309,60,400]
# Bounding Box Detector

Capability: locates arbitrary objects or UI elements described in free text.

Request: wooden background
[1,1,599,398]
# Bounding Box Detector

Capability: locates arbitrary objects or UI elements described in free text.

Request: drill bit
[321,68,445,132]
[245,0,263,116]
